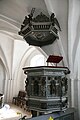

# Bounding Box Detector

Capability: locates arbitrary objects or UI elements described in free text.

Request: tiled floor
[8,103,32,119]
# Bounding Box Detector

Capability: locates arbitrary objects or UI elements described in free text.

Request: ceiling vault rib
[0,14,20,29]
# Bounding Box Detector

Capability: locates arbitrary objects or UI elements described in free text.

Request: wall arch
[0,58,5,94]
[0,14,20,30]
[12,46,47,99]
[0,45,10,102]
[0,45,9,79]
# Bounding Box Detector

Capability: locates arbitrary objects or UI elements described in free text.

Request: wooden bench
[13,91,28,109]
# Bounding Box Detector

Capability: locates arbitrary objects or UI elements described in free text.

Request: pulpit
[23,66,70,115]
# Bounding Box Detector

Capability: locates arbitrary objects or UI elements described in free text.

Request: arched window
[30,54,46,67]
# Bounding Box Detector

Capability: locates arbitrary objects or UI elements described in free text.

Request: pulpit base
[27,108,75,120]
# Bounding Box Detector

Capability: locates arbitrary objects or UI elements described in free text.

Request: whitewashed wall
[68,0,80,119]
[42,0,68,67]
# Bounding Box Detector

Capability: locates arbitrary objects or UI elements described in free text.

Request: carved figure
[23,8,35,27]
[25,78,29,93]
[50,13,61,31]
[23,16,29,25]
